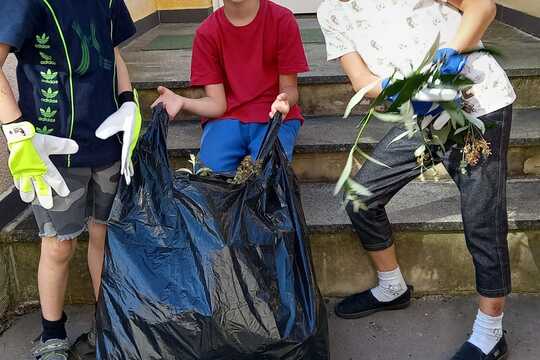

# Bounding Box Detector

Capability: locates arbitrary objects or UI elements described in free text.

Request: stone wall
[0,55,17,195]
[0,247,10,327]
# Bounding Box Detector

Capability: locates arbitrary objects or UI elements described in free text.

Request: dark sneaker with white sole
[335,285,413,319]
[71,322,96,360]
[31,338,71,360]
[451,336,508,360]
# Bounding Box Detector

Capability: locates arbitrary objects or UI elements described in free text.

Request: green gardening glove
[2,121,79,209]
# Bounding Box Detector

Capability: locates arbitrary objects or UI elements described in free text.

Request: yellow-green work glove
[2,121,79,209]
[95,89,142,185]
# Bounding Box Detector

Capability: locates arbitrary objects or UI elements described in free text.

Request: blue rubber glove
[382,78,443,117]
[434,48,467,75]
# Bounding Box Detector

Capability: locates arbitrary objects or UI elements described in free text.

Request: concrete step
[1,179,539,307]
[2,297,540,360]
[125,20,540,119]
[305,178,540,297]
[167,108,540,182]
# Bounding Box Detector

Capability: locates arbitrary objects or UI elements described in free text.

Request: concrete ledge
[312,230,540,297]
[134,12,160,37]
[1,179,539,307]
[497,4,540,38]
[137,75,540,121]
[0,187,27,230]
[1,230,539,305]
[302,179,540,233]
[2,238,94,307]
[158,8,213,24]
[0,247,11,326]
[165,109,540,182]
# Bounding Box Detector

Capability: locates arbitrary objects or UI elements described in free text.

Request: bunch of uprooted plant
[336,34,501,211]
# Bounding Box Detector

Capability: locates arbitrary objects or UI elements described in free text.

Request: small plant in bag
[177,154,213,176]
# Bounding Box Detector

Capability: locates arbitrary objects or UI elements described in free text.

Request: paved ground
[1,294,539,359]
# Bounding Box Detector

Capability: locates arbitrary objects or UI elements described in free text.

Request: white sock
[370,267,407,302]
[468,310,504,355]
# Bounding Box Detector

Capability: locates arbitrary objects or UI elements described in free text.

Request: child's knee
[41,237,77,264]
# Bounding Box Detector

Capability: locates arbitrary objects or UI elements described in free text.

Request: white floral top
[317,0,516,117]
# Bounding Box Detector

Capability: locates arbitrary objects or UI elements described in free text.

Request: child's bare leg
[479,296,505,317]
[368,245,399,272]
[87,220,107,300]
[38,237,77,321]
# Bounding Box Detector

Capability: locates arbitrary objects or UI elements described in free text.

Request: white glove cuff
[2,121,36,144]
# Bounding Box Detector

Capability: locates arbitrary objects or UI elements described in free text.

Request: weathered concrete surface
[0,247,10,325]
[0,305,94,360]
[166,110,540,182]
[137,74,538,120]
[2,296,540,360]
[326,294,540,360]
[312,231,540,297]
[2,240,94,307]
[302,179,540,232]
[3,229,540,304]
[125,20,540,113]
[0,54,18,195]
[123,20,540,89]
[2,179,540,305]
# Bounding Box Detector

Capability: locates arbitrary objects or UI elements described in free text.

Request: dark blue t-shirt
[0,0,136,167]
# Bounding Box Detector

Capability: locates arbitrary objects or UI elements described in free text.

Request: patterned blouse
[317,0,516,117]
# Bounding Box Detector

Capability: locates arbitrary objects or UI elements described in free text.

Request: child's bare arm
[445,0,497,51]
[340,52,383,98]
[152,84,226,120]
[114,48,133,94]
[270,74,299,118]
[0,44,22,124]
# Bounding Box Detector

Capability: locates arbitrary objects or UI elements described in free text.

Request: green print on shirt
[39,51,56,65]
[40,69,59,85]
[35,33,51,49]
[36,125,54,135]
[72,21,113,76]
[39,107,57,123]
[41,88,59,104]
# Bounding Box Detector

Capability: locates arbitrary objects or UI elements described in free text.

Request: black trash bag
[96,106,330,360]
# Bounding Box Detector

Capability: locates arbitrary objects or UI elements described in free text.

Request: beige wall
[125,0,158,21]
[124,0,212,20]
[497,0,540,17]
[157,0,212,10]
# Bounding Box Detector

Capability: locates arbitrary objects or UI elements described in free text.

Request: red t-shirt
[190,0,309,124]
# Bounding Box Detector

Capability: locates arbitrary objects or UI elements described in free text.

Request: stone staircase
[1,19,540,312]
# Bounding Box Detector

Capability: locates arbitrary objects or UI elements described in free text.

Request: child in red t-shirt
[152,0,309,173]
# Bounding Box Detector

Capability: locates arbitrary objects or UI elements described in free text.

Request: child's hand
[151,86,184,120]
[270,93,290,119]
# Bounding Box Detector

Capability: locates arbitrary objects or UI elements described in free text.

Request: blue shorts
[199,119,301,173]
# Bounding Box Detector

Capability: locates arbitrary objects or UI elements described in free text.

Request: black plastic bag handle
[255,112,283,162]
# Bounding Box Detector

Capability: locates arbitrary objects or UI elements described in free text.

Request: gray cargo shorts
[32,161,121,241]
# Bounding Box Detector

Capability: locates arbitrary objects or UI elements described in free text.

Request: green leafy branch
[336,34,500,210]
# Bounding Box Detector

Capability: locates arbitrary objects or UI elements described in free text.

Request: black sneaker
[451,336,508,360]
[335,285,413,319]
[31,337,71,360]
[70,324,96,360]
